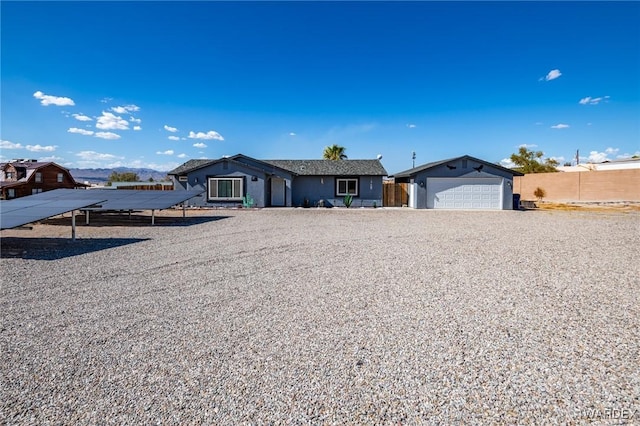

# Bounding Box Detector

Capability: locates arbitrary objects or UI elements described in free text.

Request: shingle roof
[167,159,216,175]
[263,159,387,176]
[392,155,523,177]
[168,156,388,177]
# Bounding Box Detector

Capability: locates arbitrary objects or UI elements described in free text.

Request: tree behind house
[510,147,559,173]
[323,144,347,160]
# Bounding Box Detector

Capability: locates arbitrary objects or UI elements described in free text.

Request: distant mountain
[69,167,170,184]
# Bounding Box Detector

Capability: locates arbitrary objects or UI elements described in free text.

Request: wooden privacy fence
[383,182,409,207]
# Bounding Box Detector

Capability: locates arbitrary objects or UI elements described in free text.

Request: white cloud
[407,124,416,128]
[68,127,95,136]
[586,147,620,163]
[193,142,207,148]
[551,123,570,129]
[579,95,610,105]
[500,158,516,168]
[111,105,140,114]
[518,143,538,148]
[156,150,174,155]
[0,140,24,149]
[94,131,121,140]
[289,132,297,136]
[133,126,142,131]
[76,151,123,161]
[130,117,142,124]
[164,125,178,132]
[100,97,113,103]
[168,136,180,141]
[177,153,187,158]
[26,144,57,152]
[33,90,75,106]
[38,155,63,162]
[542,69,562,81]
[188,130,224,141]
[72,113,92,122]
[96,112,129,130]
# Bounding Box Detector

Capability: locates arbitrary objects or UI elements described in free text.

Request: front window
[208,177,243,201]
[35,172,42,182]
[57,173,64,183]
[7,188,15,198]
[336,178,358,196]
[6,172,14,180]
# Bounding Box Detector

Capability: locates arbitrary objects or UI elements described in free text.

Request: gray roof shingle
[263,159,387,176]
[392,155,523,177]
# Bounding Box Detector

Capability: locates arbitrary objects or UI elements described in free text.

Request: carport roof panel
[81,189,204,210]
[0,192,106,230]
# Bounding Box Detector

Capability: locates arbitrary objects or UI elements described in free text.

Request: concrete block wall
[514,169,640,202]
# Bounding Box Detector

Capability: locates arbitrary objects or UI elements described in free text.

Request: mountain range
[69,167,169,184]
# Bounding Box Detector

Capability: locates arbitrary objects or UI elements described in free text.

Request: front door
[271,178,285,206]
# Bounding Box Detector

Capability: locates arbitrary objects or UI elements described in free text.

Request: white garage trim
[427,177,503,209]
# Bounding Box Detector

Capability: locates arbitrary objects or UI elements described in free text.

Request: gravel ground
[1,208,639,424]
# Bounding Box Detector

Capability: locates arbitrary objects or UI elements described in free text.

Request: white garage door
[427,177,503,209]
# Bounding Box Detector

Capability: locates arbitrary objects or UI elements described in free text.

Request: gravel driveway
[1,208,639,424]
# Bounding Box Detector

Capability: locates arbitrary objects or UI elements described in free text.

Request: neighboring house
[557,157,640,172]
[392,155,523,210]
[0,159,86,200]
[167,154,387,208]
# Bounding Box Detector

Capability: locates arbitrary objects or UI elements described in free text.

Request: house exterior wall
[0,163,78,199]
[398,158,516,209]
[514,169,640,202]
[171,161,294,207]
[291,175,384,207]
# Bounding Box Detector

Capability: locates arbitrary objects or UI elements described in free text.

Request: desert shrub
[533,187,546,201]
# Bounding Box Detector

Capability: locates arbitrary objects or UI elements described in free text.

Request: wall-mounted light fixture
[320,177,324,184]
[251,175,258,181]
[419,181,425,187]
[194,177,198,183]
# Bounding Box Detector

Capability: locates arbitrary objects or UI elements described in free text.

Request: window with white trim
[57,173,64,183]
[336,178,358,196]
[35,172,42,183]
[178,176,188,182]
[208,177,243,201]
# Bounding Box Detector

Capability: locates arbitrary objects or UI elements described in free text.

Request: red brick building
[0,160,86,199]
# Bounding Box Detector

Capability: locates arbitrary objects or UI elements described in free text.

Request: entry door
[271,178,285,206]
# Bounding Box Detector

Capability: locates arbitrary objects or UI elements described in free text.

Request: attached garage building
[392,155,523,210]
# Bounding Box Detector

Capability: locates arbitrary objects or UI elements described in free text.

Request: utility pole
[412,151,416,168]
[575,149,580,165]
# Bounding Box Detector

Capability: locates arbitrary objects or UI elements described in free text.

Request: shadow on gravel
[40,214,232,227]
[0,237,149,260]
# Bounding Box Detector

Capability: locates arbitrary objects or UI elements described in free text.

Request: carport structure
[0,188,204,239]
[80,188,204,225]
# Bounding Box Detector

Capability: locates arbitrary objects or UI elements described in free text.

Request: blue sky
[2,1,639,174]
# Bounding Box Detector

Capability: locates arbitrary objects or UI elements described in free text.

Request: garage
[426,177,503,209]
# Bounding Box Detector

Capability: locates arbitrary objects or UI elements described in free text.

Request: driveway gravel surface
[1,208,639,424]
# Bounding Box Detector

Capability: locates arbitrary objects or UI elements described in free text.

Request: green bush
[343,194,353,208]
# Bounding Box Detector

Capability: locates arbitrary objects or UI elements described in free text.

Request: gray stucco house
[392,155,523,210]
[168,154,387,208]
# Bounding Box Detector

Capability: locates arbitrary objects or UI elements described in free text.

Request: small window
[7,188,15,198]
[6,172,14,179]
[208,177,243,201]
[336,178,358,196]
[178,176,188,182]
[35,172,42,182]
[32,188,43,195]
[57,173,64,183]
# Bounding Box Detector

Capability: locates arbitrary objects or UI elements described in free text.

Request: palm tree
[323,144,347,160]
